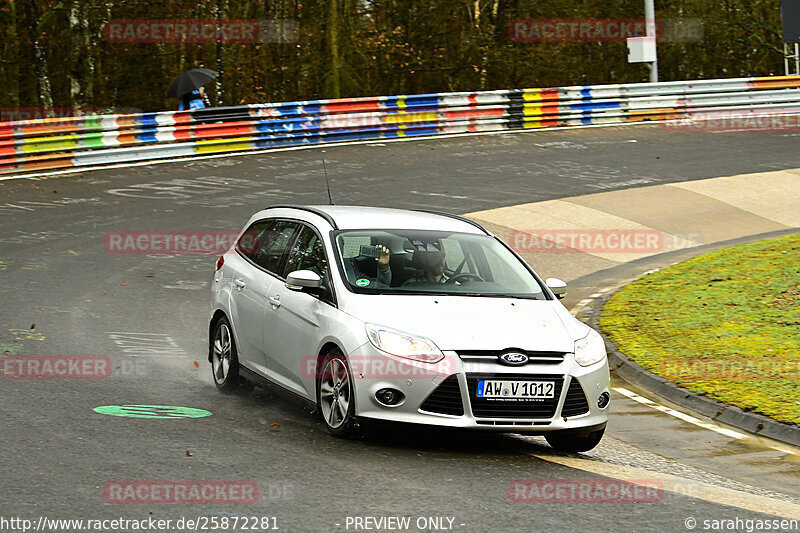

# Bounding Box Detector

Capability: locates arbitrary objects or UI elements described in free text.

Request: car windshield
[333,229,547,299]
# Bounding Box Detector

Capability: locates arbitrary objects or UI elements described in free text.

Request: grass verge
[600,233,800,426]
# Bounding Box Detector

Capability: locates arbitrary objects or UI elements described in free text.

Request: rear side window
[236,219,274,259]
[252,221,300,274]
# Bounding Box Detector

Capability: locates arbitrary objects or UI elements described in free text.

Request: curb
[587,292,800,449]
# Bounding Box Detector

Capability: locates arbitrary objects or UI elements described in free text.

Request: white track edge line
[614,386,799,456]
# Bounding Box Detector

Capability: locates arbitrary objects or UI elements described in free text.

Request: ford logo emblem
[499,352,529,366]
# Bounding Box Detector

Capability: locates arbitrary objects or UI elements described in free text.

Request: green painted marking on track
[93,404,212,419]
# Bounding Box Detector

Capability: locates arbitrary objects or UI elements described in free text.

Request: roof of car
[259,205,488,234]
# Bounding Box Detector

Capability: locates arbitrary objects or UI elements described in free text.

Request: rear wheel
[211,317,253,393]
[544,427,605,452]
[317,350,357,437]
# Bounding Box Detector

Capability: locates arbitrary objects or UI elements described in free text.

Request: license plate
[476,380,554,399]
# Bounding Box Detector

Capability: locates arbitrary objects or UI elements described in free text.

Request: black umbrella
[167,68,218,98]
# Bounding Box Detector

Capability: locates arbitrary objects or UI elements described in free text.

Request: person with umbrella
[168,68,217,110]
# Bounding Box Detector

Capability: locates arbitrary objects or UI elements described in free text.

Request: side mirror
[285,270,322,291]
[545,278,567,299]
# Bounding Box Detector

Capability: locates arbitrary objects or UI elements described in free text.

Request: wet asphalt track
[1,125,799,532]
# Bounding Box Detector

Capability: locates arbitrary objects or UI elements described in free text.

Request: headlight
[574,329,607,367]
[365,324,444,363]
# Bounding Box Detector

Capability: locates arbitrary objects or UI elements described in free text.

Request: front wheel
[544,427,605,453]
[210,317,252,393]
[317,350,358,437]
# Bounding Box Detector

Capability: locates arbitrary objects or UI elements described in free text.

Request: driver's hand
[376,245,390,270]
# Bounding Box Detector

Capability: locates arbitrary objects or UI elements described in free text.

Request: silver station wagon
[209,205,610,451]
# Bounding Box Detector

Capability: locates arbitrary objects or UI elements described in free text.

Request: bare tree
[23,0,54,113]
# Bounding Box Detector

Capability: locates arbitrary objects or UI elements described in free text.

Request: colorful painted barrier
[1,75,799,175]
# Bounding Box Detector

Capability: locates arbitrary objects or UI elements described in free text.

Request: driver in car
[404,250,449,285]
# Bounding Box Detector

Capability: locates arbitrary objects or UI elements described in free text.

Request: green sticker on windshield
[356,278,370,287]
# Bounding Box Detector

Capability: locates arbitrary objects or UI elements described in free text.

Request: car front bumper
[348,345,610,433]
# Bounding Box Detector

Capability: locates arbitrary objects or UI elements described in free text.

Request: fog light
[597,392,610,409]
[376,388,404,406]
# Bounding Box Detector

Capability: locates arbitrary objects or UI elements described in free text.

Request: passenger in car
[347,245,392,288]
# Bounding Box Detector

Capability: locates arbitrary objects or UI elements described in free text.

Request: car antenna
[322,159,334,205]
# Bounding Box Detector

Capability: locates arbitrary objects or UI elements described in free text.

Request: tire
[210,317,253,393]
[544,427,605,453]
[316,350,358,437]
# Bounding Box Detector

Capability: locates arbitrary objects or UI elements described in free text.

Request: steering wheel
[445,273,485,284]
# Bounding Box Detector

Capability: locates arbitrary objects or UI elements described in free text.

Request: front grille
[561,378,590,417]
[466,374,563,418]
[419,375,464,416]
[456,350,566,364]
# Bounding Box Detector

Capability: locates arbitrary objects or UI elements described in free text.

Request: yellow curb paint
[527,452,800,519]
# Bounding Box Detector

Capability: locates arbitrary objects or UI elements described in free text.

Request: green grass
[600,233,800,426]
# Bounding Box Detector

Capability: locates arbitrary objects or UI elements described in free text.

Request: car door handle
[234,278,246,289]
[268,295,281,307]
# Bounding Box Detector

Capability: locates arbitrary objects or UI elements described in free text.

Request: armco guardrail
[1,75,799,175]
